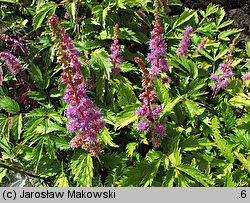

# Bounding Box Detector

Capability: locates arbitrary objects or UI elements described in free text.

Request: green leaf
[229,93,250,108]
[0,96,20,114]
[11,113,23,140]
[218,28,244,41]
[184,100,205,119]
[198,49,214,61]
[205,3,218,17]
[114,106,138,129]
[99,28,141,43]
[33,2,57,30]
[126,142,138,158]
[154,77,170,104]
[28,62,50,89]
[0,113,8,137]
[70,152,94,186]
[217,20,234,29]
[0,167,7,183]
[27,91,47,101]
[118,160,160,186]
[99,127,119,148]
[55,171,69,187]
[211,117,234,163]
[162,168,176,186]
[32,138,45,173]
[0,0,17,3]
[173,9,196,29]
[160,95,184,119]
[25,108,47,118]
[89,48,112,79]
[216,6,225,26]
[34,120,65,135]
[177,164,213,186]
[234,152,250,174]
[214,46,228,61]
[246,42,250,58]
[116,78,137,107]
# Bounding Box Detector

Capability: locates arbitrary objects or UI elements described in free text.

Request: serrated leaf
[177,164,213,186]
[126,142,138,157]
[28,62,50,89]
[32,138,45,173]
[25,108,47,118]
[229,93,250,108]
[114,106,138,129]
[33,2,57,30]
[116,78,137,107]
[145,150,163,162]
[118,160,160,186]
[154,77,170,104]
[198,49,214,61]
[173,9,196,29]
[162,168,175,186]
[27,91,47,101]
[218,20,234,29]
[70,152,93,186]
[0,96,20,114]
[11,114,23,140]
[99,127,119,148]
[216,7,225,26]
[218,29,244,41]
[234,152,250,173]
[34,120,65,135]
[214,46,228,61]
[211,117,234,163]
[184,100,205,119]
[205,3,218,17]
[89,48,112,79]
[160,95,184,119]
[54,137,71,150]
[54,171,69,187]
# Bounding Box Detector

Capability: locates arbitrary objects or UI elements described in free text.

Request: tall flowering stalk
[110,24,123,74]
[146,0,168,79]
[210,38,238,97]
[48,14,105,156]
[195,37,208,53]
[135,0,168,147]
[176,25,193,56]
[135,57,165,147]
[0,52,24,85]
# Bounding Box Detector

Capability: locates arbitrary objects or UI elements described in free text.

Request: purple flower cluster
[0,33,22,52]
[146,6,168,80]
[49,14,105,156]
[242,66,250,81]
[135,57,166,147]
[210,56,234,92]
[177,26,193,56]
[195,37,208,53]
[110,24,123,74]
[0,52,24,85]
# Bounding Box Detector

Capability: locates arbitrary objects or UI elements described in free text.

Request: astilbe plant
[210,38,238,96]
[135,0,168,147]
[48,14,105,156]
[176,25,193,56]
[110,24,123,74]
[0,52,24,85]
[146,0,169,79]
